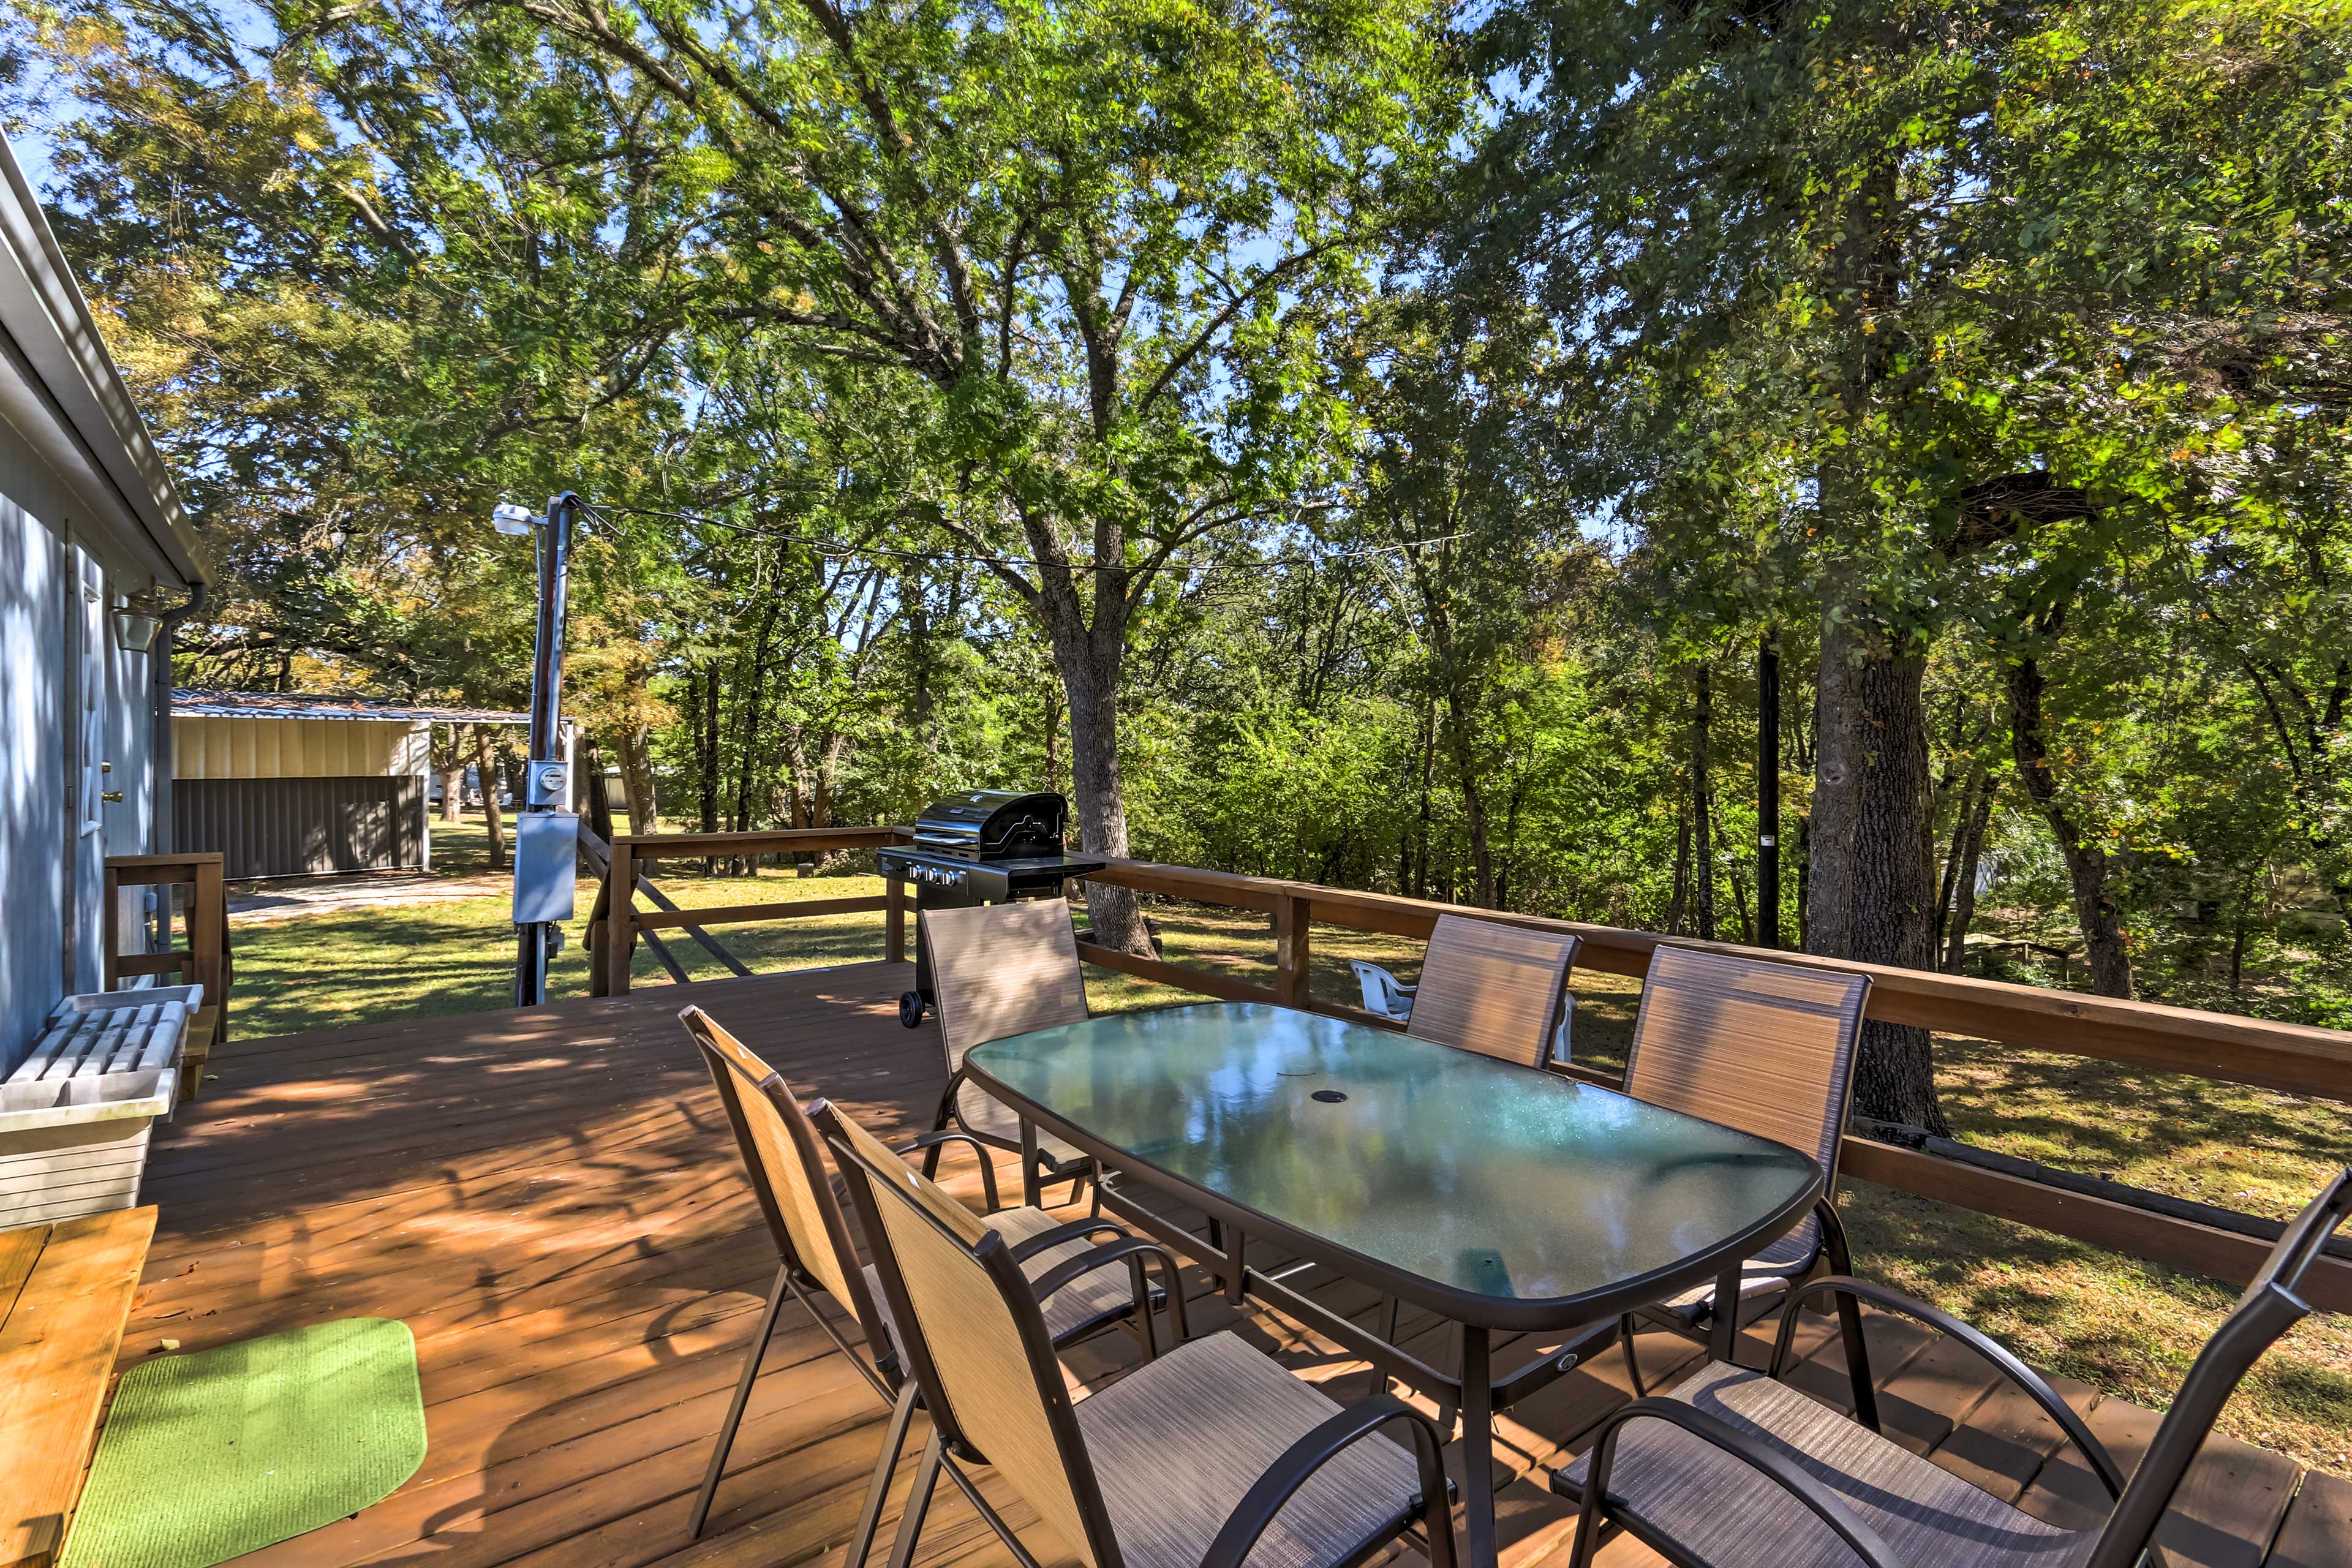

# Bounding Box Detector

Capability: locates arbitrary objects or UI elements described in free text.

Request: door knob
[102,790,124,802]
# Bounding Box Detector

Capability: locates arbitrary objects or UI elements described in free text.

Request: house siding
[0,440,166,1071]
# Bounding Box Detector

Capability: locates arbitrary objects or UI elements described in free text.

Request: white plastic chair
[1351,960,1415,1020]
[1351,959,1577,1065]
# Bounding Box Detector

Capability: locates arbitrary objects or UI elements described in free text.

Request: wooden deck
[118,960,2348,1568]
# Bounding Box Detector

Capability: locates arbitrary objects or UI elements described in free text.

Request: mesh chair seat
[954,1080,1089,1167]
[1079,1333,1428,1568]
[861,1203,1161,1352]
[1646,1259,1812,1327]
[1556,1362,2094,1568]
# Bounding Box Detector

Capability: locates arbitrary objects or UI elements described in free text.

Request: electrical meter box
[513,812,581,924]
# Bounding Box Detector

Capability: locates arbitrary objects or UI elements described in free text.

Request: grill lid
[912,790,1070,859]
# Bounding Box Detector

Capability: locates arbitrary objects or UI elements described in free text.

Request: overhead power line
[578,499,1469,576]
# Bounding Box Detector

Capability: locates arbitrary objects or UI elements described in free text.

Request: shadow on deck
[122,960,2348,1568]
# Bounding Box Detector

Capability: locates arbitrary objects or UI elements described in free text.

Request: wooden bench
[0,1207,157,1568]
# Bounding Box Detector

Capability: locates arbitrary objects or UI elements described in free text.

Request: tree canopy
[13,0,2352,1124]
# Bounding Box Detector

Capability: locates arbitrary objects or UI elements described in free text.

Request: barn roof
[172,690,532,724]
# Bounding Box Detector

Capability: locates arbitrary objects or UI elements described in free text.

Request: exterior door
[68,549,106,992]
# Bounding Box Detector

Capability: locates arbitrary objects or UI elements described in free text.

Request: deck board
[107,959,2333,1568]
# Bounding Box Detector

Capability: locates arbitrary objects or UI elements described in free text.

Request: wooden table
[967,1003,1823,1568]
[0,1207,157,1568]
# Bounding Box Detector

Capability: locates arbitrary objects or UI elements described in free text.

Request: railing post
[606,837,635,997]
[102,861,123,989]
[1274,892,1310,1009]
[886,870,907,965]
[190,855,225,1040]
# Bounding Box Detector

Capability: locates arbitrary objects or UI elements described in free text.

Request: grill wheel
[899,991,926,1029]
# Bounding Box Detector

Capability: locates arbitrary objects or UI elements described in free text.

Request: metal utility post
[1757,631,1780,948]
[505,492,586,1006]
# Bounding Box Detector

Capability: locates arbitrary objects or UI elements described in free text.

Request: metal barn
[169,692,531,879]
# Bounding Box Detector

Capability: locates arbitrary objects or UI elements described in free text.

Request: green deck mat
[62,1317,426,1568]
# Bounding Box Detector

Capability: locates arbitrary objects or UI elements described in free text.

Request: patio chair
[1359,916,1581,1392]
[1352,957,1578,1064]
[1404,913,1581,1069]
[818,1096,1459,1568]
[677,1005,1189,1556]
[1615,946,1871,1391]
[922,896,1098,1203]
[1351,960,1415,1021]
[1553,1168,2352,1568]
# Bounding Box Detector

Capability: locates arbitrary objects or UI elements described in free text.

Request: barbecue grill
[881,790,1106,1028]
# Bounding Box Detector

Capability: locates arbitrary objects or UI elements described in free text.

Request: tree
[1454,0,2352,1129]
[484,0,1461,948]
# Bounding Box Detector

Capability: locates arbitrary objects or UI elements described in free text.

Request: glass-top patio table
[963,1001,1824,1568]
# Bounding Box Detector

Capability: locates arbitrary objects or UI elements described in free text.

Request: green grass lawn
[224,853,2352,1469]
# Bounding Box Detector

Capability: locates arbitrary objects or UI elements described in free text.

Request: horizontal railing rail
[583,829,2352,1310]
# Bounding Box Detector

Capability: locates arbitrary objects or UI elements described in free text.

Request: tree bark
[1051,623,1152,954]
[472,723,508,872]
[618,726,658,835]
[435,725,464,826]
[2007,612,2134,998]
[1808,599,1947,1134]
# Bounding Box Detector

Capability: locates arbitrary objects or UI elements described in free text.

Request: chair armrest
[1027,1237,1192,1350]
[891,1129,1001,1212]
[1772,1275,2125,1502]
[1006,1219,1129,1262]
[1202,1395,1457,1568]
[1575,1398,1909,1568]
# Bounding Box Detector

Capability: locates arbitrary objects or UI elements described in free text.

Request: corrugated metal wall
[172,716,422,779]
[175,777,426,878]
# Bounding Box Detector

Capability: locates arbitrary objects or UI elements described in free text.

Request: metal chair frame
[1610,947,1871,1396]
[680,1005,1180,1563]
[823,1101,1458,1568]
[1561,1169,2352,1568]
[918,897,1099,1206]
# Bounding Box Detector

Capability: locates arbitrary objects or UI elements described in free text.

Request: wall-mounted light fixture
[113,596,163,651]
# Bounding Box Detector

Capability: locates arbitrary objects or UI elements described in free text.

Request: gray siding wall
[0,418,165,1073]
[0,494,65,1072]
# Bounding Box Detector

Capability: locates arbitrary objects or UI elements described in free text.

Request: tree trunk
[618,726,658,835]
[1441,685,1496,908]
[1411,698,1437,900]
[1934,763,1980,953]
[1809,599,1946,1134]
[433,723,465,825]
[2228,870,2255,995]
[1666,811,1692,936]
[1943,774,1995,973]
[1795,810,1812,954]
[1054,635,1152,954]
[1692,665,1714,941]
[2008,626,2133,998]
[906,569,936,744]
[731,596,786,840]
[472,724,508,872]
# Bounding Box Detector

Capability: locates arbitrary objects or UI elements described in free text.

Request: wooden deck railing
[589,826,911,998]
[587,831,2352,1311]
